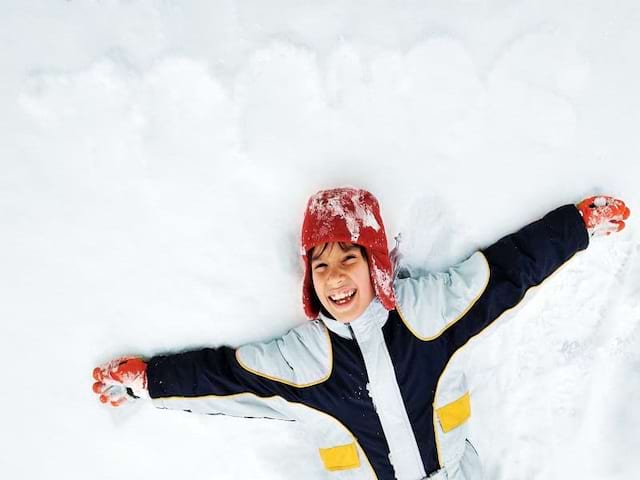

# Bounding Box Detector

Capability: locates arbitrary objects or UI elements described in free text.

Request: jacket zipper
[347,324,368,377]
[347,324,356,341]
[346,321,427,479]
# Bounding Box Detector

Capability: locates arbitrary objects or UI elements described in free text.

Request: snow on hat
[300,187,395,319]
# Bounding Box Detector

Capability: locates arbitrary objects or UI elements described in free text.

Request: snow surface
[1,1,639,479]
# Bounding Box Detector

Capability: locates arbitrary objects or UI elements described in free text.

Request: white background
[1,1,639,478]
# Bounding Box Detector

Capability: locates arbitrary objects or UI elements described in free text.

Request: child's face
[310,242,376,323]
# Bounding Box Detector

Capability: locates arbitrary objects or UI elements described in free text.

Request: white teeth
[330,289,355,301]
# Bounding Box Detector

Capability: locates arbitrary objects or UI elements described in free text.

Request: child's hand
[92,356,149,407]
[577,196,631,237]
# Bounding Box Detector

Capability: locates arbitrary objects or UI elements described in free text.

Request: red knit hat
[300,187,395,319]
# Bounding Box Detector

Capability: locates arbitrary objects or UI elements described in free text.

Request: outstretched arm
[91,319,333,419]
[92,345,301,421]
[454,196,629,346]
[394,196,630,349]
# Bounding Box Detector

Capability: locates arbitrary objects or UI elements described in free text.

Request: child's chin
[331,305,365,323]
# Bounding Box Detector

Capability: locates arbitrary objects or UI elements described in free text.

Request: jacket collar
[319,298,389,339]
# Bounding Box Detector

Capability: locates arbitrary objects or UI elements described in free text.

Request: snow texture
[1,1,639,479]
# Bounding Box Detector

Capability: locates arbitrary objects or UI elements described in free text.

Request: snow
[1,1,639,478]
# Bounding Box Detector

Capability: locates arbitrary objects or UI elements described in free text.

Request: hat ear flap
[302,253,321,319]
[367,251,396,311]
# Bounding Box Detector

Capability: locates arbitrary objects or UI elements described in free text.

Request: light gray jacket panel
[235,319,333,387]
[393,251,490,342]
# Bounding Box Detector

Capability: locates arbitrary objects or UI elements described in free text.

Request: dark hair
[309,242,367,261]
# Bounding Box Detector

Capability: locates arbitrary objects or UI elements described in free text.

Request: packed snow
[1,1,639,479]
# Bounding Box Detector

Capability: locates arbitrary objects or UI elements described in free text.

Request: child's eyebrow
[311,246,360,262]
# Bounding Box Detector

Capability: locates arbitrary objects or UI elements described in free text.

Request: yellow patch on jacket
[436,392,471,433]
[319,442,360,471]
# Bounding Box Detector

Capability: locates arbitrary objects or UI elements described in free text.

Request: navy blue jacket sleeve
[449,204,590,351]
[146,346,296,401]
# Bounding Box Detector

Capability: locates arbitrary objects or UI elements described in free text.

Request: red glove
[92,357,149,407]
[577,196,631,237]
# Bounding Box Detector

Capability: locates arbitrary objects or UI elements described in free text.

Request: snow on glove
[92,356,149,407]
[577,195,631,237]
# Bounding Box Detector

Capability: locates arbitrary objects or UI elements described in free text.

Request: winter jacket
[146,204,589,479]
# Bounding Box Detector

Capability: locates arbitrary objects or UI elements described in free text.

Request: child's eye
[343,255,357,262]
[313,263,327,271]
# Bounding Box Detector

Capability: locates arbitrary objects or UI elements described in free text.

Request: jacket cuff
[555,204,590,251]
[145,356,169,399]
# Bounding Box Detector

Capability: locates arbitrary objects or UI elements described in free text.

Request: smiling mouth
[329,289,357,307]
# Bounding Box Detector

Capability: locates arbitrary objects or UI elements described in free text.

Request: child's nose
[327,268,346,285]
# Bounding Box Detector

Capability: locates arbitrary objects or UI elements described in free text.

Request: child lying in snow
[92,188,630,480]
